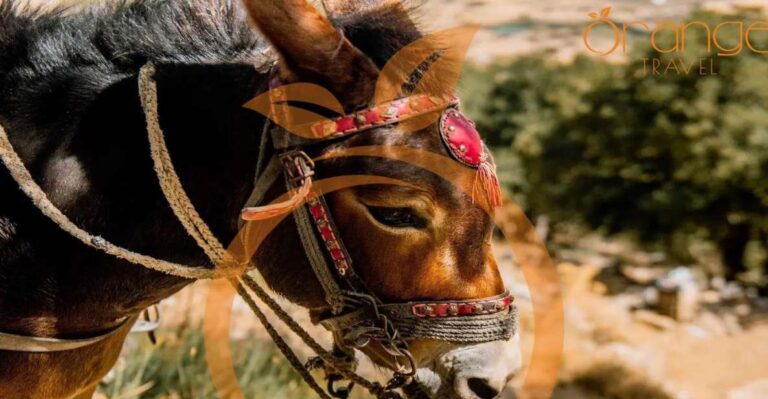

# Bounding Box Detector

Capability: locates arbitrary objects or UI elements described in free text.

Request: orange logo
[583,6,768,75]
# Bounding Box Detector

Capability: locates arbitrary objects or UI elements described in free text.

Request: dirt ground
[552,262,768,399]
[499,238,768,399]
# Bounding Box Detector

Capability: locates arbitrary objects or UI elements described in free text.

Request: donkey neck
[0,63,269,337]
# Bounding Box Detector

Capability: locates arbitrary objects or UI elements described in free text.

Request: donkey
[0,0,520,398]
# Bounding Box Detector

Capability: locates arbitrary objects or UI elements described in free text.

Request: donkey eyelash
[365,206,428,229]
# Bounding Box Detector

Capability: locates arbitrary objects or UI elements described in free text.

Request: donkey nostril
[467,377,501,399]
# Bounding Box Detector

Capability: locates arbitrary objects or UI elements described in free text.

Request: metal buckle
[279,150,315,185]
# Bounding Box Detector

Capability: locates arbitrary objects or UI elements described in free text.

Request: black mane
[0,0,268,126]
[0,0,423,126]
[0,0,422,93]
[0,0,266,74]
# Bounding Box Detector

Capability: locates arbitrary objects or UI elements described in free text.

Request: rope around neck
[0,124,216,280]
[138,64,232,267]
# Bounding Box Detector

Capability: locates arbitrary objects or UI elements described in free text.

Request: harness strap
[293,194,347,313]
[0,316,135,353]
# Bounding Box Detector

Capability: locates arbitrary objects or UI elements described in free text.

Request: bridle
[0,63,516,398]
[237,68,516,396]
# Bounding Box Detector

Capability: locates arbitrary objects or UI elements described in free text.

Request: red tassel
[473,160,502,208]
[241,179,313,221]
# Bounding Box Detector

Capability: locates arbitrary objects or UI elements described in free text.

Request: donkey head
[243,1,520,398]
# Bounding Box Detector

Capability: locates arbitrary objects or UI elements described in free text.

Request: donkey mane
[0,0,423,115]
[0,0,265,76]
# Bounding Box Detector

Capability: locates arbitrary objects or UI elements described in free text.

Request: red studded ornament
[243,97,503,223]
[439,108,502,208]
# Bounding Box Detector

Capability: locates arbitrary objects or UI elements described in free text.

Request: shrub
[466,11,768,278]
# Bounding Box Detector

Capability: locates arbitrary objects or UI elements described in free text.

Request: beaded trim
[309,94,458,139]
[410,292,513,318]
[306,194,350,276]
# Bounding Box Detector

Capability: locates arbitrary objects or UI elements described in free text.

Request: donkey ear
[242,0,379,108]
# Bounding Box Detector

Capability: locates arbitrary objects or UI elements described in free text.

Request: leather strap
[308,94,457,139]
[0,316,135,353]
[269,94,458,149]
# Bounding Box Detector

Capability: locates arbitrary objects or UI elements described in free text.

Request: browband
[270,94,458,149]
[310,94,458,138]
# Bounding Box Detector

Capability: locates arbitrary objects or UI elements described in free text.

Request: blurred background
[56,0,765,398]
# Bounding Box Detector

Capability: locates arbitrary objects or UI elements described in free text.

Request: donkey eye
[366,206,426,229]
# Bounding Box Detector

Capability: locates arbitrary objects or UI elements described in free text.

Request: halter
[0,63,516,399]
[238,71,516,396]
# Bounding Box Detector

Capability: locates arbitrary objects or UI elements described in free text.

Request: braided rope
[239,275,388,395]
[0,123,215,280]
[137,64,377,395]
[136,64,395,398]
[233,279,333,399]
[390,309,517,343]
[138,64,232,267]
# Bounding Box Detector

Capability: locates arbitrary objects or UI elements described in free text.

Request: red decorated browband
[309,94,458,138]
[307,93,502,208]
[243,93,502,225]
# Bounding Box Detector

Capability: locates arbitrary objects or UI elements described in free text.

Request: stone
[621,265,667,285]
[696,311,728,337]
[722,313,743,335]
[655,267,699,321]
[700,290,721,304]
[634,309,676,330]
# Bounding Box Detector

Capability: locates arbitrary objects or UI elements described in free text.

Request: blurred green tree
[467,11,768,279]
